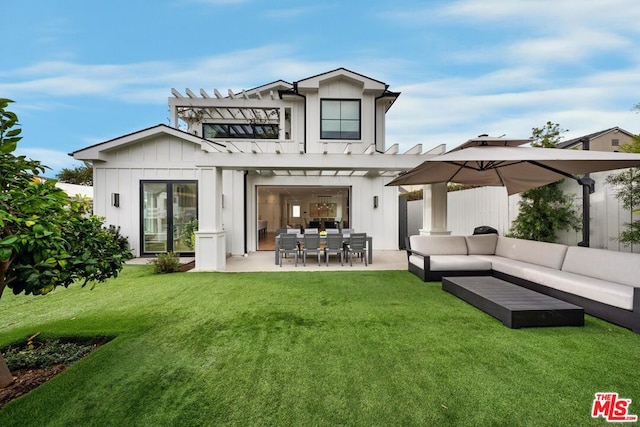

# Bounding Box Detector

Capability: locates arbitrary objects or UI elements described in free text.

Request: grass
[0,266,638,426]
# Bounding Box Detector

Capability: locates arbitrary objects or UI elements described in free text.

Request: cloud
[0,46,338,106]
[441,0,640,28]
[386,63,640,153]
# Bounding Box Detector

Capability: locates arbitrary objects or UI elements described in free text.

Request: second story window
[321,99,360,140]
[203,123,279,139]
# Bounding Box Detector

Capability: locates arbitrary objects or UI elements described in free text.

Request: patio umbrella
[387,137,640,195]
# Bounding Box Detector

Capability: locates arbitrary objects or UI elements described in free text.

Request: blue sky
[4,0,640,177]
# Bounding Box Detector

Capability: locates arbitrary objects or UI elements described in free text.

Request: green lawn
[0,266,638,426]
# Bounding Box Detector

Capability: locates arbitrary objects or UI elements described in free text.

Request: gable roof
[557,127,637,149]
[71,124,225,161]
[242,80,293,98]
[295,67,389,91]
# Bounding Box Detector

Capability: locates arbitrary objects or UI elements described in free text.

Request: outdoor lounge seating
[405,234,640,333]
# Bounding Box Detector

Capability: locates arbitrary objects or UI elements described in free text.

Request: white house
[72,68,443,270]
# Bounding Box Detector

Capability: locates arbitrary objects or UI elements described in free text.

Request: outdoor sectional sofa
[406,234,640,333]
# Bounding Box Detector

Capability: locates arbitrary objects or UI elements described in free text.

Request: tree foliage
[1,98,132,299]
[508,122,582,242]
[56,164,93,185]
[0,98,133,386]
[605,129,640,246]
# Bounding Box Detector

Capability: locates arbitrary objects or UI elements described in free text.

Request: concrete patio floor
[128,250,408,272]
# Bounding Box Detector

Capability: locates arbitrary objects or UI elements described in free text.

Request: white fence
[408,170,639,253]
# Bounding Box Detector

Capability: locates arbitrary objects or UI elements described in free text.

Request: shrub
[179,219,198,250]
[148,252,181,274]
[3,338,96,370]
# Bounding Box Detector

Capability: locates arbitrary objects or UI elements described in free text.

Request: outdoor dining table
[274,233,373,265]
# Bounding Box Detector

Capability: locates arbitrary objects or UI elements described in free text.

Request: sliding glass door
[141,181,197,255]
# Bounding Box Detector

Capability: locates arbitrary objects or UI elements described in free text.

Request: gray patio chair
[302,233,322,266]
[324,232,344,266]
[304,228,319,234]
[279,233,299,267]
[325,228,339,234]
[345,232,367,266]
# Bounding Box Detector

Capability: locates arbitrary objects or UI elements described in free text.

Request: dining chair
[324,233,344,266]
[279,233,299,267]
[304,228,319,234]
[326,228,339,234]
[324,221,337,230]
[345,233,367,266]
[302,233,322,266]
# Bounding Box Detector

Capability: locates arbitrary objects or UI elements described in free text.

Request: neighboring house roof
[56,182,93,199]
[557,127,637,149]
[70,124,225,161]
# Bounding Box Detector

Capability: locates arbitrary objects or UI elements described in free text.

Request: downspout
[292,82,307,153]
[374,89,387,154]
[578,137,594,247]
[244,170,248,255]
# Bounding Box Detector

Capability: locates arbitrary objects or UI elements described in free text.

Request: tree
[0,98,132,387]
[508,122,582,242]
[56,164,93,185]
[605,131,640,246]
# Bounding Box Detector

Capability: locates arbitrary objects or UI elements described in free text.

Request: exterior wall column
[170,105,179,128]
[194,167,226,270]
[419,183,451,235]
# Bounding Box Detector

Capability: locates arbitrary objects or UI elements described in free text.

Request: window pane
[172,183,198,253]
[341,101,359,120]
[255,124,279,139]
[341,120,360,139]
[322,100,341,119]
[204,124,228,138]
[321,120,341,139]
[143,183,168,253]
[230,124,251,138]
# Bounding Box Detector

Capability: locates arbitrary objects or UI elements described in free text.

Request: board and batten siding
[93,135,202,257]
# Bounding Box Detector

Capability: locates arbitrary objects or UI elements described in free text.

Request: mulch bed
[1,338,108,410]
[177,261,195,272]
[0,364,67,409]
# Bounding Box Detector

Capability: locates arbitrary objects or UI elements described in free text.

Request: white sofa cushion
[495,236,568,270]
[409,235,468,255]
[562,246,640,288]
[477,255,635,310]
[465,234,498,255]
[428,255,492,271]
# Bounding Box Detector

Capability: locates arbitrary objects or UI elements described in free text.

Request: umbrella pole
[577,177,595,247]
[578,137,592,248]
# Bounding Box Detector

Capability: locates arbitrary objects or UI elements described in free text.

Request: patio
[127,250,408,272]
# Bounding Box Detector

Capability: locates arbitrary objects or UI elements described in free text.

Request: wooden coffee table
[442,276,584,329]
